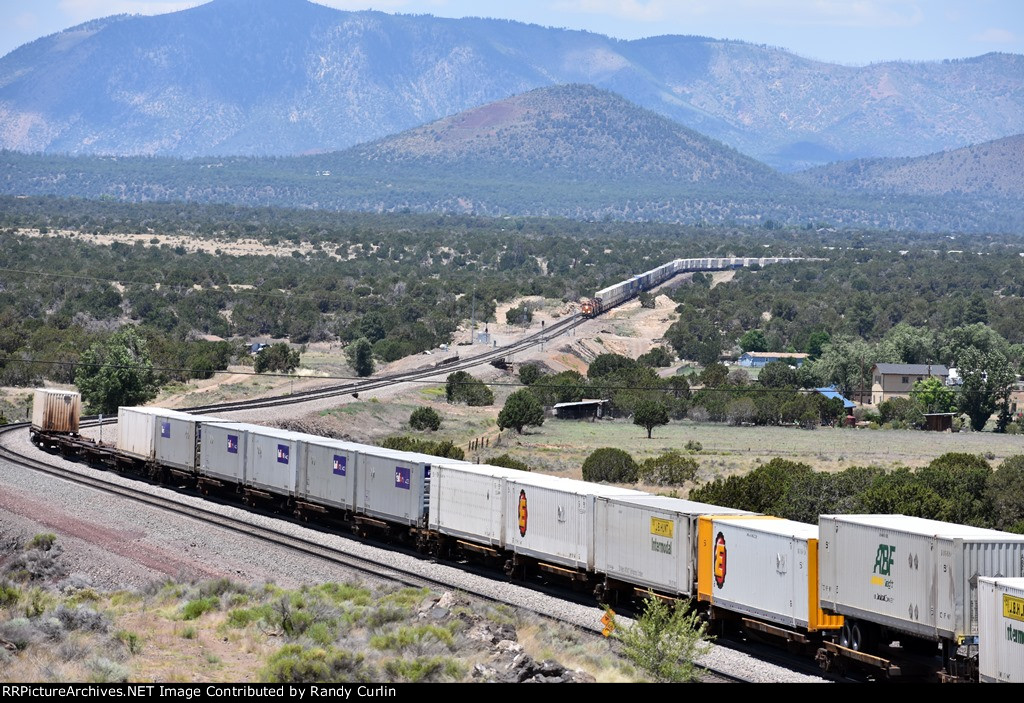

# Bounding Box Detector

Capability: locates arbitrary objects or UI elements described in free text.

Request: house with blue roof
[814,386,856,410]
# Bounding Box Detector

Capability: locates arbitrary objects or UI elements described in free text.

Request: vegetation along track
[190,312,585,413]
[0,311,814,683]
[0,420,774,683]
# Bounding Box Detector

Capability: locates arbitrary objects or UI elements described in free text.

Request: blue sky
[2,0,1022,64]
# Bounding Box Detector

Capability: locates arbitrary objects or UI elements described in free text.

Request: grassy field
[305,380,1024,489]
[455,416,1024,486]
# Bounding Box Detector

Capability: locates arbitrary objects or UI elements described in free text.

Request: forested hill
[794,134,1024,198]
[1,0,1022,170]
[341,85,782,187]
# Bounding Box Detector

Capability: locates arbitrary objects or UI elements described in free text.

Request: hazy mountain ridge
[1,0,1022,169]
[795,134,1024,197]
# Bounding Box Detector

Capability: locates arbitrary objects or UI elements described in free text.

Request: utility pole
[470,288,476,345]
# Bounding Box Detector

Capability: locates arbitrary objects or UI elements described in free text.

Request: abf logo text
[873,544,896,576]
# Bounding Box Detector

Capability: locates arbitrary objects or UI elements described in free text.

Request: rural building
[870,363,949,405]
[552,399,609,421]
[738,351,809,368]
[923,413,956,432]
[814,387,856,410]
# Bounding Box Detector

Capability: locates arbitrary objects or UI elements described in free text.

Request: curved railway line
[0,286,835,683]
[186,311,586,414]
[0,420,786,683]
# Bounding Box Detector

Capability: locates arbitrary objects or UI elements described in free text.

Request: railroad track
[0,420,772,682]
[0,307,812,683]
[185,312,586,413]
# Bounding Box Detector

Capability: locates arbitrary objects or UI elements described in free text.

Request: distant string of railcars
[580,256,814,317]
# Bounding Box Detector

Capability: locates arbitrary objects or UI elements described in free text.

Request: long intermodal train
[580,257,801,317]
[28,389,1024,682]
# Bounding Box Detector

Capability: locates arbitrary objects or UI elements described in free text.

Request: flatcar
[27,390,1016,682]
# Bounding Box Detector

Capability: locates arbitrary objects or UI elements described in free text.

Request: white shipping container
[701,516,821,630]
[200,422,256,484]
[595,495,754,597]
[428,462,525,547]
[296,437,364,511]
[504,473,644,571]
[117,406,222,469]
[154,410,224,472]
[245,426,306,496]
[354,447,441,526]
[819,515,1024,643]
[31,389,81,434]
[979,577,1024,683]
[116,406,158,460]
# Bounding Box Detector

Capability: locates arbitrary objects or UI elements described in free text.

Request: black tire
[839,622,852,648]
[847,626,864,650]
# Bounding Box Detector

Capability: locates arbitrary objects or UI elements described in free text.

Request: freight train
[579,257,801,317]
[27,389,1024,682]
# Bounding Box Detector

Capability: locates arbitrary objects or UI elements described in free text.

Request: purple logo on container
[277,444,290,464]
[160,421,170,438]
[395,466,411,490]
[424,466,431,479]
[333,455,346,476]
[227,434,238,454]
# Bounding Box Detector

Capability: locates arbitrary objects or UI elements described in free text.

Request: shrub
[638,346,674,368]
[181,597,219,621]
[54,604,107,632]
[684,440,703,452]
[487,454,530,472]
[0,582,20,607]
[381,436,465,461]
[609,593,712,683]
[87,658,130,683]
[582,448,638,483]
[640,451,699,486]
[409,407,442,432]
[878,397,924,429]
[115,630,143,655]
[0,618,42,650]
[261,644,377,683]
[27,534,56,552]
[383,657,463,683]
[370,624,455,654]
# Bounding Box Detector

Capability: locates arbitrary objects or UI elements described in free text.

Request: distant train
[27,388,1024,682]
[580,256,801,317]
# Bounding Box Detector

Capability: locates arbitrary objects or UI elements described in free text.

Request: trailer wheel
[839,622,852,648]
[850,622,871,652]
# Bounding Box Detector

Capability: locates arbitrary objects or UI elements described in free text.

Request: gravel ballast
[1,427,828,683]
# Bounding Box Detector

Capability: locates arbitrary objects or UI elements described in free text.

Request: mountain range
[2,83,1021,234]
[795,134,1024,197]
[2,0,1023,171]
